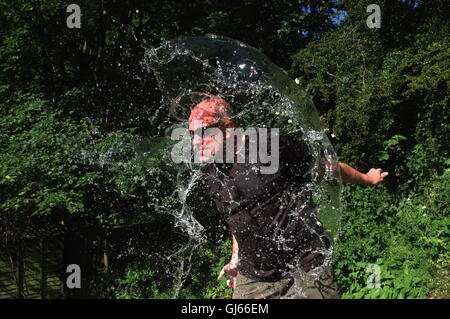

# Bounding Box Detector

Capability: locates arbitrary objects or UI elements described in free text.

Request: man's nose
[192,134,203,146]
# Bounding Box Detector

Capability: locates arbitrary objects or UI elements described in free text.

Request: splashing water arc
[145,35,342,297]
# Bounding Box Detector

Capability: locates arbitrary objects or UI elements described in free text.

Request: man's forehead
[190,105,219,119]
[188,102,222,129]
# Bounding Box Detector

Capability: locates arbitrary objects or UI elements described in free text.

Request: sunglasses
[189,119,231,140]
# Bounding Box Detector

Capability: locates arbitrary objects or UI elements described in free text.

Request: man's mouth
[199,148,210,157]
[193,146,209,161]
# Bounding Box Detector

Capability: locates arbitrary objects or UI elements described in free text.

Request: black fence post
[16,243,24,299]
[40,238,47,299]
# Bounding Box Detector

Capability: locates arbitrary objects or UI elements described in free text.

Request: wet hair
[170,92,234,123]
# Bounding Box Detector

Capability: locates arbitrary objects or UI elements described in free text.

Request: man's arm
[231,234,238,262]
[338,162,388,186]
[218,234,239,289]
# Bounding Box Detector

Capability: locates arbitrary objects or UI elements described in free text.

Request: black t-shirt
[201,133,329,281]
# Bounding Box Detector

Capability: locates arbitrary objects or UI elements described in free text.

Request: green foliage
[177,239,234,299]
[335,169,449,299]
[90,239,233,299]
[0,89,180,235]
[0,92,94,238]
[290,3,449,298]
[90,261,171,299]
[377,135,407,162]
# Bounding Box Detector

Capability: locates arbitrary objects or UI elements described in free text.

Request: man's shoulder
[278,134,312,162]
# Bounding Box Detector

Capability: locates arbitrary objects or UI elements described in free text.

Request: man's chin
[194,153,212,163]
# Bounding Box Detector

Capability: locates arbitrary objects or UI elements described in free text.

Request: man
[187,96,388,299]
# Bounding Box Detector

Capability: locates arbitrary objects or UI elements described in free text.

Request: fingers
[218,263,231,280]
[226,275,237,289]
[217,268,225,280]
[374,169,389,184]
[370,168,389,178]
[366,168,389,185]
[377,169,388,180]
[218,264,238,289]
[218,261,239,289]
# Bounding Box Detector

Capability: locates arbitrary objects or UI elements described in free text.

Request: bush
[334,168,449,299]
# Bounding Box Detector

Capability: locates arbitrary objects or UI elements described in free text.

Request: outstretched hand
[218,259,239,289]
[338,162,389,186]
[365,168,389,186]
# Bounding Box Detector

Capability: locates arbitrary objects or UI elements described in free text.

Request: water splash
[142,35,342,298]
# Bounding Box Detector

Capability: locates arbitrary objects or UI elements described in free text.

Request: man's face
[188,108,226,162]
